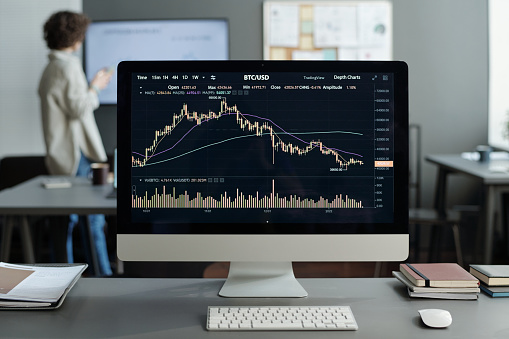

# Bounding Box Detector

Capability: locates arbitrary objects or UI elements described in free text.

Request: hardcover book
[392,271,480,293]
[469,265,509,286]
[479,284,509,297]
[399,263,479,288]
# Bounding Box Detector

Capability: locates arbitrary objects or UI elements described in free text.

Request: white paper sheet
[357,3,391,48]
[269,4,300,47]
[292,50,325,60]
[314,5,357,48]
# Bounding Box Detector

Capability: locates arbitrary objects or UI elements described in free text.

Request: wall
[0,0,82,159]
[394,0,488,206]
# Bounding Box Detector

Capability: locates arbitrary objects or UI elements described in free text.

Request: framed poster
[263,1,392,61]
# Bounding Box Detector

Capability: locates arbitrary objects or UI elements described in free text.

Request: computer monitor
[84,19,229,105]
[117,60,409,297]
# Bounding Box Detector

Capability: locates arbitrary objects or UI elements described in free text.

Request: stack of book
[469,265,509,297]
[393,263,480,300]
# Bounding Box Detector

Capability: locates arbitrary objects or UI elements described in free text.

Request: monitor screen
[117,60,409,297]
[84,19,229,105]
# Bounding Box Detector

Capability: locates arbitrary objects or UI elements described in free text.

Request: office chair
[408,124,475,267]
[0,155,49,190]
[0,155,49,262]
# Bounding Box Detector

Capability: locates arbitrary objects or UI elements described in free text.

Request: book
[392,271,480,293]
[407,290,478,300]
[0,262,87,310]
[399,263,479,288]
[479,283,509,297]
[469,265,509,286]
[392,271,479,300]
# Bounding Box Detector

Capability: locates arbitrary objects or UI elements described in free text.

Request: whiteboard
[85,19,229,104]
[263,1,392,61]
[488,0,509,151]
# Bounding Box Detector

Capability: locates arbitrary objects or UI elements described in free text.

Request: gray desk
[0,278,507,338]
[0,175,116,271]
[426,154,509,264]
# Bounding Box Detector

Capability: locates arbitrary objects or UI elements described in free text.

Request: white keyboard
[206,306,358,331]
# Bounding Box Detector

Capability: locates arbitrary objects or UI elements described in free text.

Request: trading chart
[130,71,394,224]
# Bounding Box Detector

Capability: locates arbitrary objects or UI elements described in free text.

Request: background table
[0,277,507,338]
[426,154,509,263]
[0,175,116,272]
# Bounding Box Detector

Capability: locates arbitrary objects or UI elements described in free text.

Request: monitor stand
[218,261,308,298]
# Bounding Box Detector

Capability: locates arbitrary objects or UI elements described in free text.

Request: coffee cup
[91,163,109,185]
[475,145,493,163]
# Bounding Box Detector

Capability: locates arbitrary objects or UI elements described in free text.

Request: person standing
[38,11,113,276]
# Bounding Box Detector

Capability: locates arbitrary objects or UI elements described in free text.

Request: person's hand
[90,68,113,91]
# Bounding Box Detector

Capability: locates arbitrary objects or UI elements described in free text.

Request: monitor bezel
[117,60,408,237]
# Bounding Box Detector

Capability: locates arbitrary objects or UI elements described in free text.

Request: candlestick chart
[132,99,364,169]
[130,96,374,215]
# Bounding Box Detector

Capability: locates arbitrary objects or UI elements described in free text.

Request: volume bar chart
[132,180,363,209]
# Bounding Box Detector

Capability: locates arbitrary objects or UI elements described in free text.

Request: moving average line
[137,130,364,167]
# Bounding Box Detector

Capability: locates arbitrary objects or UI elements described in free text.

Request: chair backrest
[409,124,422,209]
[0,156,49,191]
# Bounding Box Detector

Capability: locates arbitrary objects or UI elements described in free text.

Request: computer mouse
[418,309,452,328]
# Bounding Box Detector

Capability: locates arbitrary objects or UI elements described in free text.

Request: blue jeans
[67,154,112,276]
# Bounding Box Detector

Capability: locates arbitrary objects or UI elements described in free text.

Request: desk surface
[426,154,509,184]
[1,278,507,338]
[0,175,116,215]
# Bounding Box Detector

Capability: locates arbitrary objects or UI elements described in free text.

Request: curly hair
[43,11,91,50]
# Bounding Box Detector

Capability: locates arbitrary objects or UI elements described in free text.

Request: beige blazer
[38,50,107,175]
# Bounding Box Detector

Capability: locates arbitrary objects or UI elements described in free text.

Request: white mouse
[418,309,452,328]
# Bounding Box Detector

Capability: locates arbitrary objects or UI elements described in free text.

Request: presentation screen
[84,19,229,104]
